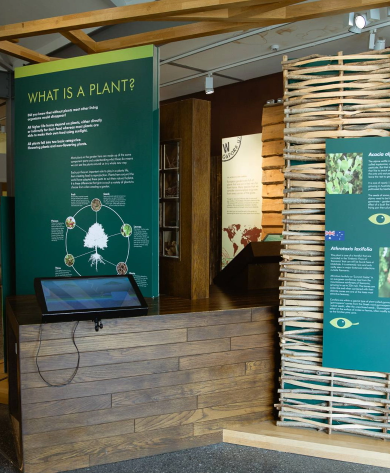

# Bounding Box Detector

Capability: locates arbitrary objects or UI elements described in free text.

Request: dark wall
[162,72,283,156]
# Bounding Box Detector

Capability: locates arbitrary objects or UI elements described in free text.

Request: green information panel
[15,46,159,297]
[323,137,390,372]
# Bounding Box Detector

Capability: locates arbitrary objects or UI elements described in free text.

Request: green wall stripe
[15,45,154,79]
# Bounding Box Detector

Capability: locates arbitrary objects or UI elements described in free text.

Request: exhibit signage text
[323,137,390,372]
[27,78,136,103]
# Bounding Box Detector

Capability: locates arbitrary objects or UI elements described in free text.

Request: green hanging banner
[15,46,159,297]
[323,137,390,372]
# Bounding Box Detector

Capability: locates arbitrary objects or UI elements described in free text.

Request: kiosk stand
[7,287,278,473]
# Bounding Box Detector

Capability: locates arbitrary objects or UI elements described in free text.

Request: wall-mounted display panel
[221,133,263,269]
[323,137,390,372]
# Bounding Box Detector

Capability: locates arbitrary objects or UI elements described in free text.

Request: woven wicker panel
[278,49,390,439]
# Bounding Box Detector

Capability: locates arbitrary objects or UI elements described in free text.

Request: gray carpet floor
[1,402,390,473]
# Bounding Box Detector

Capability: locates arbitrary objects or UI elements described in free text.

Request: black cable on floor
[0,377,7,383]
[36,321,80,387]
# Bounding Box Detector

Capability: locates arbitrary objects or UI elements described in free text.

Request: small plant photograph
[379,247,390,298]
[64,254,75,267]
[326,152,363,194]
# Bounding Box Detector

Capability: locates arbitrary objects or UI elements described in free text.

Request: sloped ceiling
[0,0,389,100]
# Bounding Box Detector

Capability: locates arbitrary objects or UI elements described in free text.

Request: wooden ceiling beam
[242,0,390,21]
[95,21,271,52]
[0,0,275,40]
[61,30,97,54]
[92,0,390,53]
[0,0,386,62]
[160,0,301,21]
[227,0,304,20]
[165,0,390,23]
[0,41,58,63]
[283,0,390,21]
[161,8,232,21]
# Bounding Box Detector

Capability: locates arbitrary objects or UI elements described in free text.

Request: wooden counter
[7,287,279,473]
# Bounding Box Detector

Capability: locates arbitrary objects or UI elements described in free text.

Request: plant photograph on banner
[325,152,363,195]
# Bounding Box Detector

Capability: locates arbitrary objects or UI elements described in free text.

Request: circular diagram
[64,199,131,276]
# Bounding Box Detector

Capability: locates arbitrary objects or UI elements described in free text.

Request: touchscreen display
[263,234,283,242]
[41,277,141,312]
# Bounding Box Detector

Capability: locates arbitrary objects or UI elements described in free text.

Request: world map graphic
[222,223,262,268]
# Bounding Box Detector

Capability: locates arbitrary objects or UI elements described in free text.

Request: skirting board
[223,421,390,468]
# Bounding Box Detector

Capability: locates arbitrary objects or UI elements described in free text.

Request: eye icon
[330,317,359,329]
[368,213,390,225]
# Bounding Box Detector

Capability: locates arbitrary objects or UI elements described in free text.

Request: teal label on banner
[323,137,390,372]
[15,47,159,297]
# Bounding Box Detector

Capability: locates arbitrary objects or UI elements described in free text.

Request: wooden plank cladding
[261,104,284,239]
[8,294,278,473]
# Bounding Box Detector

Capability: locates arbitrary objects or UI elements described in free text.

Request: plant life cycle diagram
[64,198,132,276]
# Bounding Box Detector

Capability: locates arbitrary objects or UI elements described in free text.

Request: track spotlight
[348,13,368,33]
[355,13,367,29]
[205,73,214,95]
[368,9,380,21]
[349,25,362,34]
[368,29,384,50]
[369,29,376,49]
[375,37,386,50]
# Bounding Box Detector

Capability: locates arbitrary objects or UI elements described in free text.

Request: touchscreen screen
[41,277,141,312]
[263,234,282,242]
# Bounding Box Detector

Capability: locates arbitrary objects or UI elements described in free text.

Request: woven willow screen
[278,49,390,439]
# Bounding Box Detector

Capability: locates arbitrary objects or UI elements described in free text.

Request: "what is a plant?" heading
[27,78,136,104]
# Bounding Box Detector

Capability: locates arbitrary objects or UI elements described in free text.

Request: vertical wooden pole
[279,54,289,424]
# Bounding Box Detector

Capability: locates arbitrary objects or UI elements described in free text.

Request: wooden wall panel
[89,430,222,467]
[160,99,211,299]
[19,309,252,342]
[20,338,231,374]
[209,154,222,283]
[15,304,278,473]
[20,329,188,358]
[262,140,284,157]
[21,364,247,404]
[261,104,284,239]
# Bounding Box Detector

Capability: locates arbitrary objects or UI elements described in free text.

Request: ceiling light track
[160,23,289,65]
[161,19,390,89]
[170,61,243,82]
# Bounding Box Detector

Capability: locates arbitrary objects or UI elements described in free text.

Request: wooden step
[223,421,390,468]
